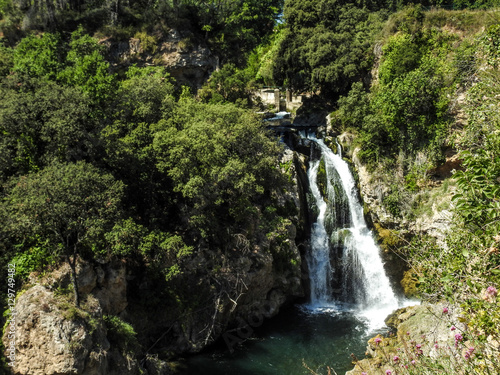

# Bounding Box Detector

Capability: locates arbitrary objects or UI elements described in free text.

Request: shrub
[104,315,140,354]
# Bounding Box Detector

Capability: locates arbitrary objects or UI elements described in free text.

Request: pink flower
[375,337,382,345]
[386,370,392,375]
[416,344,422,349]
[451,326,456,331]
[487,286,498,296]
[455,333,464,342]
[393,355,400,362]
[411,360,416,365]
[361,373,367,375]
[442,307,449,314]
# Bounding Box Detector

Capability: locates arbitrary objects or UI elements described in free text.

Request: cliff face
[346,303,466,375]
[3,149,307,375]
[102,29,217,89]
[2,262,142,375]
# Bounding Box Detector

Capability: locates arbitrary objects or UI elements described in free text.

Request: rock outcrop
[346,302,467,375]
[3,147,308,374]
[3,262,142,375]
[102,29,217,89]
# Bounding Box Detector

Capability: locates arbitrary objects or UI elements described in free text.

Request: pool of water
[182,304,386,375]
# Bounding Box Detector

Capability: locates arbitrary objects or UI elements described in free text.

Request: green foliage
[13,33,63,80]
[134,31,157,54]
[382,185,404,217]
[345,23,454,171]
[481,24,500,68]
[398,27,500,352]
[378,33,424,84]
[453,38,477,87]
[372,63,449,156]
[198,63,253,106]
[105,218,147,257]
[116,65,175,123]
[10,237,57,279]
[251,25,287,86]
[0,40,13,76]
[453,134,500,231]
[273,0,387,97]
[154,98,285,239]
[0,79,98,179]
[381,3,424,37]
[1,161,124,261]
[103,315,140,354]
[198,0,284,65]
[10,27,115,108]
[334,82,371,130]
[58,26,116,104]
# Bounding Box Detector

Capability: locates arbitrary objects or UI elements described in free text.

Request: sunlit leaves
[13,33,63,80]
[2,161,124,259]
[274,0,386,96]
[153,98,284,236]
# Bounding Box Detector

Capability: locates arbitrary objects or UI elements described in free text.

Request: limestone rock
[2,280,142,375]
[3,285,98,374]
[347,302,466,375]
[92,261,128,315]
[102,29,217,89]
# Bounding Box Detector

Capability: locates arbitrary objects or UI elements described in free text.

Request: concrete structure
[254,88,305,112]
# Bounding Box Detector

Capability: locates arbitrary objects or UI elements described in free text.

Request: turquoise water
[183,304,382,375]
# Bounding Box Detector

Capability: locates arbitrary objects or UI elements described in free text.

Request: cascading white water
[305,134,399,330]
[307,159,333,305]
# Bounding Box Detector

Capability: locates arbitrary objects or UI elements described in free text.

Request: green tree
[195,0,283,64]
[0,40,14,77]
[0,79,98,180]
[273,1,386,97]
[153,98,284,240]
[101,66,177,227]
[378,32,425,85]
[198,63,252,105]
[115,65,175,124]
[12,33,63,80]
[334,81,371,130]
[2,161,124,306]
[58,26,116,105]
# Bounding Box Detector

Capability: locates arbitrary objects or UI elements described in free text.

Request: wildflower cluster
[349,304,500,375]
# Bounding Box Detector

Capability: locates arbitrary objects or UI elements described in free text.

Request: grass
[424,8,500,35]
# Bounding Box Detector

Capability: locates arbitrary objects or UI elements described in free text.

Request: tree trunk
[66,254,80,307]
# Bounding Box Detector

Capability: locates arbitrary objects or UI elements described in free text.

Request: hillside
[1,1,500,374]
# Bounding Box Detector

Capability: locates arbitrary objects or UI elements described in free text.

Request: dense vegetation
[2,0,500,373]
[330,5,500,373]
[0,0,283,66]
[0,13,298,370]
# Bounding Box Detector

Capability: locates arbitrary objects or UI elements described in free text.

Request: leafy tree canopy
[0,79,99,180]
[273,1,387,97]
[2,161,124,304]
[153,98,285,240]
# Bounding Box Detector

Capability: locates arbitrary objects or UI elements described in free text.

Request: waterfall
[305,134,399,330]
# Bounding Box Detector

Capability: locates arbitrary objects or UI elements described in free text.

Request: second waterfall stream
[304,133,399,331]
